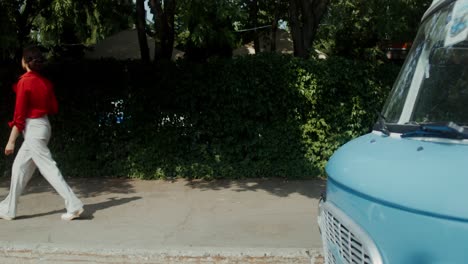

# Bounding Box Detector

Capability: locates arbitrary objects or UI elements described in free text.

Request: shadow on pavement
[82,196,142,219]
[0,175,136,197]
[185,178,325,199]
[15,196,142,220]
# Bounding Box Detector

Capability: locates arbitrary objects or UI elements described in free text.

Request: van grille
[319,203,382,264]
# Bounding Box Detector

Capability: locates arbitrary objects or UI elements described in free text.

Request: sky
[132,0,154,21]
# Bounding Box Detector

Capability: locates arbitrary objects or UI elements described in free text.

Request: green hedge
[0,54,399,179]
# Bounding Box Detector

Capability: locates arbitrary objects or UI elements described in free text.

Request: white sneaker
[0,214,13,221]
[61,208,84,221]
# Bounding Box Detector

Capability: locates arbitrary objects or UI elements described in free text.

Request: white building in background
[85,29,184,60]
[233,29,327,59]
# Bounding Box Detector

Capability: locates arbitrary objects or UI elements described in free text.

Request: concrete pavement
[0,176,325,263]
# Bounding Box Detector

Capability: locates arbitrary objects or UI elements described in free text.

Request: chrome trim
[319,201,383,264]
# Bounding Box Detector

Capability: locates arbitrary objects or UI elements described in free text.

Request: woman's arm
[5,78,29,156]
[9,79,28,132]
[5,126,20,155]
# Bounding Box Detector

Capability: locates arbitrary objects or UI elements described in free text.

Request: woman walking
[1,47,83,221]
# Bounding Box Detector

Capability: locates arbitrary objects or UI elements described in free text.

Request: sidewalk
[0,176,325,263]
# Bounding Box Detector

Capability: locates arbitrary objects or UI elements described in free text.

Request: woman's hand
[5,141,15,156]
[5,126,20,156]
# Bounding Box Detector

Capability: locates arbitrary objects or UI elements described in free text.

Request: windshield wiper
[401,122,468,139]
[375,112,390,136]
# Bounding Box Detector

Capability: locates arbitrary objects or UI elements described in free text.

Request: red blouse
[8,71,58,132]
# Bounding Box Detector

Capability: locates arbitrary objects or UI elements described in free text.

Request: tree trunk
[149,0,175,61]
[15,0,34,60]
[288,0,329,58]
[136,0,150,62]
[289,0,304,57]
[249,0,260,54]
[164,0,176,59]
[270,0,281,52]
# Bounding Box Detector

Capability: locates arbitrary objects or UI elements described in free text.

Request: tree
[237,0,288,53]
[0,0,134,60]
[0,0,54,59]
[247,0,260,53]
[178,0,242,61]
[315,0,432,60]
[288,0,329,58]
[35,0,133,47]
[268,0,289,52]
[149,0,176,61]
[136,0,150,62]
[0,1,17,60]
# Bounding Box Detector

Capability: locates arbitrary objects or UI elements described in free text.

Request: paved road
[0,176,325,263]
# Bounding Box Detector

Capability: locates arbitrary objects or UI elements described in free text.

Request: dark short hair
[22,46,46,72]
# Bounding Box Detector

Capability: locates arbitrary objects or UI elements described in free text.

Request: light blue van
[318,0,468,263]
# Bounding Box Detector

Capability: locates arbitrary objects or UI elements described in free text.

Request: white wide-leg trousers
[0,116,83,218]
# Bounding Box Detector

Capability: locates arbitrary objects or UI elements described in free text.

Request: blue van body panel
[326,133,468,221]
[325,179,468,264]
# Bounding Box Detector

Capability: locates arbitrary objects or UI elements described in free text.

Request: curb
[0,243,324,264]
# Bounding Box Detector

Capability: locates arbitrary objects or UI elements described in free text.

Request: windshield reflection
[382,2,468,127]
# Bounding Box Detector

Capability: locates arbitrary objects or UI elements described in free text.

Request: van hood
[326,133,468,221]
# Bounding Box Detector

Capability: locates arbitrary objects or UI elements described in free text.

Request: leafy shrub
[0,54,399,179]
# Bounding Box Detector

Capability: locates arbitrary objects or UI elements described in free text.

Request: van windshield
[382,1,468,127]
